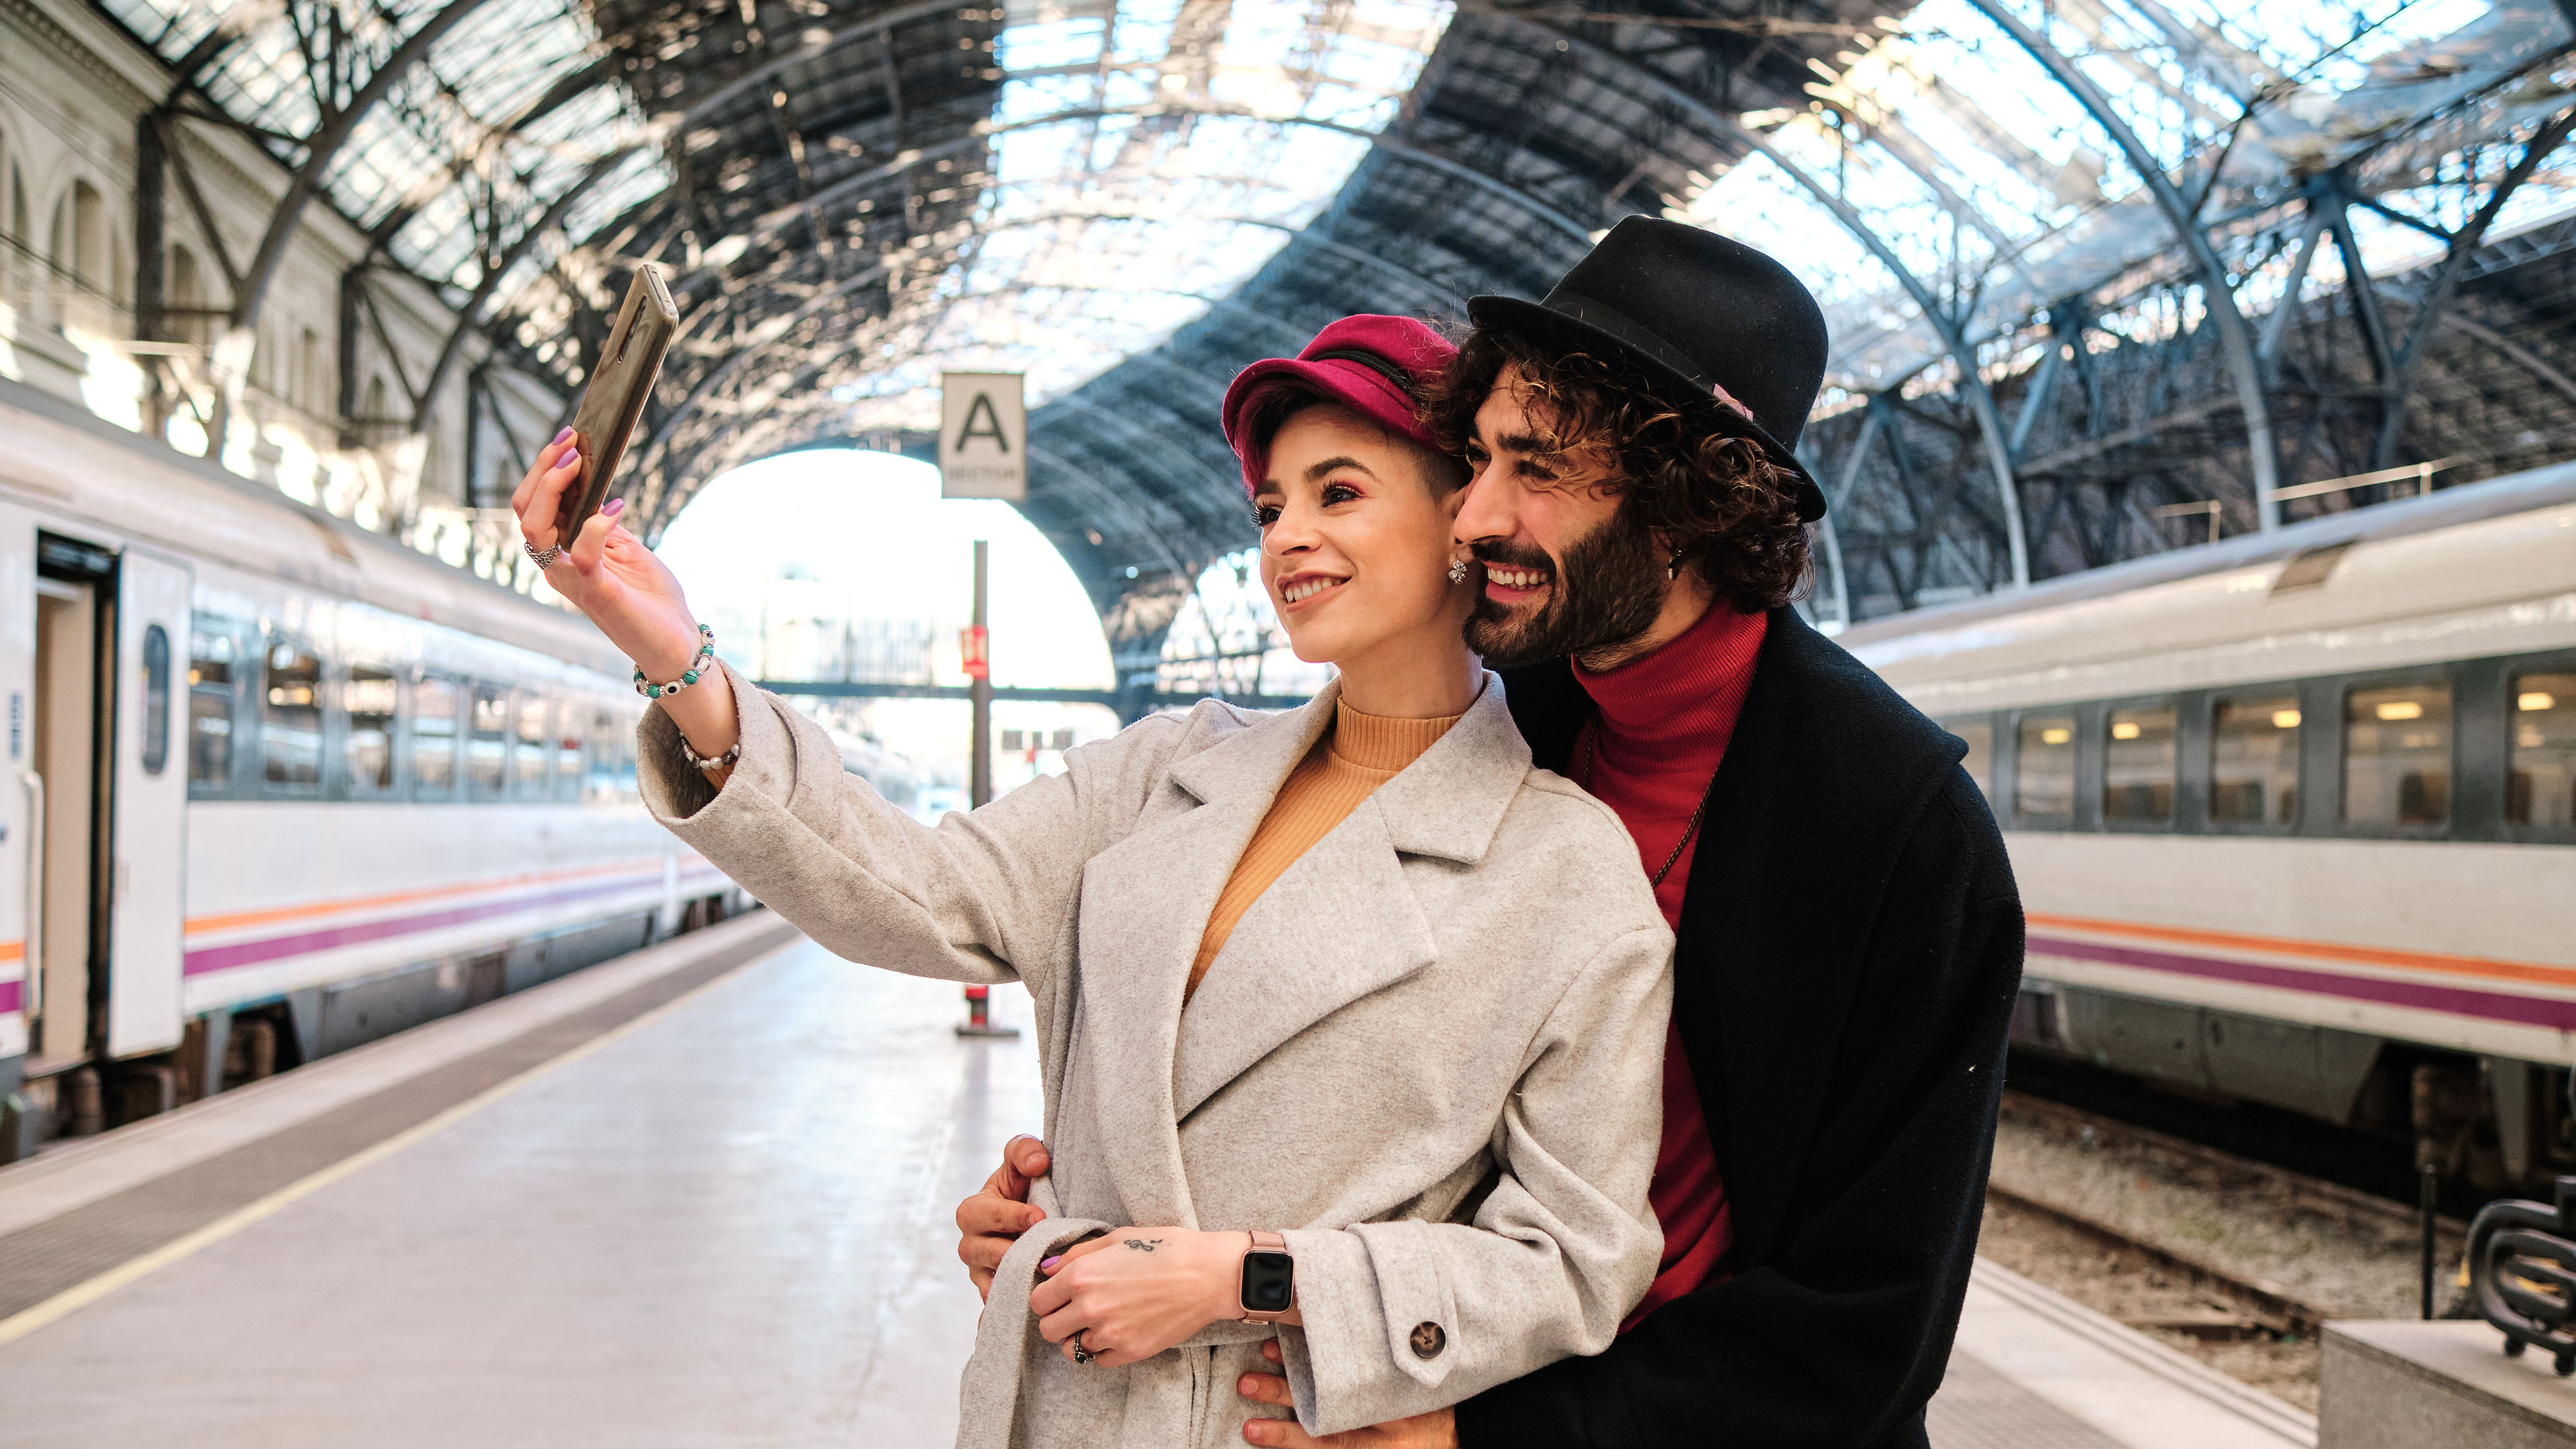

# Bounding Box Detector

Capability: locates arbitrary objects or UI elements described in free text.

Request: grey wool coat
[637,662,1672,1449]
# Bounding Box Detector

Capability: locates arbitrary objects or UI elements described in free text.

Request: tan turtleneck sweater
[1184,699,1460,1004]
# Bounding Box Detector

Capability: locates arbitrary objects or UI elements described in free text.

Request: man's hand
[1236,1341,1458,1448]
[957,1135,1051,1301]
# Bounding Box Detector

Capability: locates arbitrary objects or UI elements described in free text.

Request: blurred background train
[1846,459,2576,1199]
[0,379,771,1159]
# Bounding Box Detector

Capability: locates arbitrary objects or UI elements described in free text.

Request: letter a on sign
[940,372,1027,500]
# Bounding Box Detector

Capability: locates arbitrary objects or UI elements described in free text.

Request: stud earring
[1448,558,1470,585]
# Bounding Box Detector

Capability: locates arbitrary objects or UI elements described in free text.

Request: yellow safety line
[0,951,769,1350]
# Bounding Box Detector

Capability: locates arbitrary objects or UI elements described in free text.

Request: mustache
[1467,539,1554,574]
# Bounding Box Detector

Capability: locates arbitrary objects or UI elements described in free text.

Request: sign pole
[969,539,991,810]
[957,539,1014,1037]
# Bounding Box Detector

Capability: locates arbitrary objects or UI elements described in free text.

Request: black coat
[1456,608,2026,1449]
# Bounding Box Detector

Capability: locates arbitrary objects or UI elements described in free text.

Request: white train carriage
[1843,459,2576,1193]
[0,378,745,1157]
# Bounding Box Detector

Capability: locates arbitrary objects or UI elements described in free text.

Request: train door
[28,532,114,1075]
[0,505,30,1073]
[107,549,187,1057]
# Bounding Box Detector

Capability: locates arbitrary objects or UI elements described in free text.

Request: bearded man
[959,219,2026,1449]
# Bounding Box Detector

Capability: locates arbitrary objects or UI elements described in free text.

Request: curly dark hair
[1424,325,1812,614]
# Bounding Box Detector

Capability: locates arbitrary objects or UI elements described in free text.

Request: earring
[1667,555,1682,581]
[1448,558,1470,585]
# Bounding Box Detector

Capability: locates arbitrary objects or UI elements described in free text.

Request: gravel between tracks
[1976,1097,2463,1412]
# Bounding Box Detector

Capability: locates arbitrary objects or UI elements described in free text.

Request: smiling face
[1254,404,1472,673]
[1452,365,1669,668]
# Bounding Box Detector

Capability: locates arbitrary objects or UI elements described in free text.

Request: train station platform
[0,916,2316,1447]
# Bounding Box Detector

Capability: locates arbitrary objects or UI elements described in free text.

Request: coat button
[1409,1322,1446,1359]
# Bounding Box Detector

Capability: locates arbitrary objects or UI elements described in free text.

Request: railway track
[1986,1091,2471,1338]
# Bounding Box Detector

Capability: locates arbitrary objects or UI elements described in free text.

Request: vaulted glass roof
[94,0,2576,649]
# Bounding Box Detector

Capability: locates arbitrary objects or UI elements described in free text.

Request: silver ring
[525,541,561,569]
[1071,1330,1096,1366]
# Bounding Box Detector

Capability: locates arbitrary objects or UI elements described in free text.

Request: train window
[468,685,509,800]
[515,695,551,796]
[140,624,172,775]
[2015,712,2076,821]
[2211,695,2300,824]
[1945,718,1993,804]
[344,667,398,795]
[2344,682,2451,827]
[413,676,460,799]
[555,707,582,801]
[2102,706,2177,823]
[2508,672,2576,829]
[262,640,323,791]
[188,622,237,790]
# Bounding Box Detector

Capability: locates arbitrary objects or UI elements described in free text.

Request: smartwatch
[1237,1230,1296,1324]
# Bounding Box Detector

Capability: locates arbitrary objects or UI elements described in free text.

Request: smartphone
[553,262,680,543]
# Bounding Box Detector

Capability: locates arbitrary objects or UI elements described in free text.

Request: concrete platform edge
[1971,1256,2320,1446]
[0,911,801,1236]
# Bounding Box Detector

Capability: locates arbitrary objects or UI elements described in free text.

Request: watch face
[1242,1250,1294,1314]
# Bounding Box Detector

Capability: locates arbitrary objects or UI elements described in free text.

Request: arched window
[49,179,108,330]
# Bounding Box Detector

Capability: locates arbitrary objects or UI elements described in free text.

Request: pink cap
[1220,315,1457,496]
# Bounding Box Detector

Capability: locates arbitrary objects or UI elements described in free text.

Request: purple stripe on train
[0,977,16,1015]
[2029,934,2576,1031]
[183,869,727,977]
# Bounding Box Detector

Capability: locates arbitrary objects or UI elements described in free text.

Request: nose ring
[1448,558,1470,585]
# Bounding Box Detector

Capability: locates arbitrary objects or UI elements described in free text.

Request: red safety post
[957,982,1018,1038]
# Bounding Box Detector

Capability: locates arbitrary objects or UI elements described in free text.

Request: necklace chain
[1579,725,1721,890]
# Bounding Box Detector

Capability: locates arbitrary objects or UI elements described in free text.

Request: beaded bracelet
[635,624,717,700]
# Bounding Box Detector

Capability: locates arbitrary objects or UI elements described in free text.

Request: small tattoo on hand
[1123,1238,1164,1252]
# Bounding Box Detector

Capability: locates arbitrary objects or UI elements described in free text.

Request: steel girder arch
[1528,23,2031,589]
[2368,103,2576,469]
[225,0,503,345]
[1962,0,2284,532]
[655,99,1599,318]
[411,145,647,437]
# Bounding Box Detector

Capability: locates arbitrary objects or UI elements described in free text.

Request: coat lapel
[1171,673,1527,1120]
[1170,799,1437,1120]
[1067,689,1336,1226]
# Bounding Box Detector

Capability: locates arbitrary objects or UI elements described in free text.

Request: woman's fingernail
[602,498,625,518]
[1039,1256,1062,1272]
[551,425,574,446]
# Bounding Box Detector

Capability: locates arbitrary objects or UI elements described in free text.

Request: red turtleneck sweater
[1572,598,1768,1330]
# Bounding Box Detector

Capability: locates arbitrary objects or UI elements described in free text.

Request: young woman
[510,315,1671,1448]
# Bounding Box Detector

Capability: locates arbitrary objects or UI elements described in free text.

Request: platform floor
[0,920,2315,1447]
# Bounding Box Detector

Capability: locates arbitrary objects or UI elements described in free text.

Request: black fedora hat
[1468,217,1831,521]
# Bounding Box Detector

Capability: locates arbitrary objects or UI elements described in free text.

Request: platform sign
[959,625,989,681]
[938,372,1026,501]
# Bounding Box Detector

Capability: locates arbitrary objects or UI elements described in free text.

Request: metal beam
[2369,105,2576,470]
[227,0,500,337]
[1964,0,2282,531]
[1523,23,2027,586]
[1720,132,2027,584]
[664,101,1594,301]
[413,146,643,432]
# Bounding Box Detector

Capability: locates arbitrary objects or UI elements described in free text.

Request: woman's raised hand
[511,428,700,681]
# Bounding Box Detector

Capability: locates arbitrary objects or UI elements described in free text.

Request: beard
[1464,501,1668,669]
